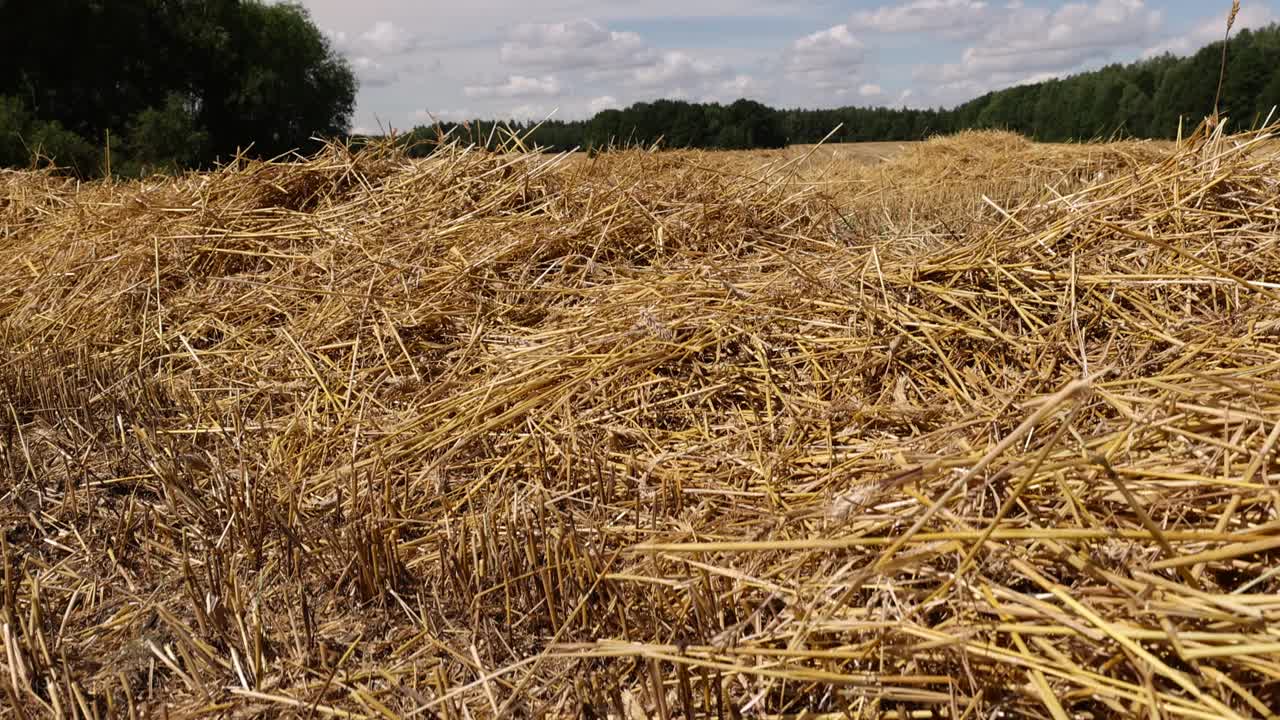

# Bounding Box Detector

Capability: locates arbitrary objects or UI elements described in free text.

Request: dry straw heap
[2,122,1280,718]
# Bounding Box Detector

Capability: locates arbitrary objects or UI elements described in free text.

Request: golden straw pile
[3,122,1280,718]
[835,131,1174,232]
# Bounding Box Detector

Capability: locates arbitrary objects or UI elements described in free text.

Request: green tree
[0,0,355,174]
[1258,71,1280,122]
[0,96,35,168]
[125,94,211,173]
[721,99,785,149]
[1116,83,1153,137]
[1223,34,1272,126]
[0,95,99,174]
[198,1,356,160]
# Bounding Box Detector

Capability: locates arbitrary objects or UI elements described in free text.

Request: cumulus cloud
[588,95,619,114]
[876,0,1168,109]
[500,20,654,70]
[629,51,722,87]
[783,24,866,91]
[852,0,991,37]
[1144,4,1276,58]
[327,21,434,92]
[464,75,562,99]
[927,0,1163,85]
[324,1,1217,135]
[349,56,406,89]
[358,21,423,55]
[721,75,761,97]
[327,21,424,57]
[693,75,770,104]
[460,19,736,114]
[790,25,861,64]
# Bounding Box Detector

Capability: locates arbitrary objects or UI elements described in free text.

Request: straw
[3,120,1280,717]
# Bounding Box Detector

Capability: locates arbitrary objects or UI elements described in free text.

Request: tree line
[396,98,790,157]
[0,0,355,177]
[405,23,1280,154]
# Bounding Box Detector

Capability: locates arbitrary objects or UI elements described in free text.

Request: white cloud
[492,18,727,100]
[472,19,735,114]
[783,24,866,91]
[327,21,424,57]
[629,51,721,87]
[349,56,404,88]
[852,0,992,37]
[928,0,1163,85]
[1144,4,1276,58]
[310,1,1197,131]
[501,20,654,70]
[790,24,862,65]
[327,21,434,92]
[695,75,770,105]
[895,0,1165,109]
[721,74,760,97]
[588,95,619,114]
[359,21,422,55]
[464,75,562,99]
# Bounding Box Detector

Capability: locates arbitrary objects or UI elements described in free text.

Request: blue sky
[292,1,1278,133]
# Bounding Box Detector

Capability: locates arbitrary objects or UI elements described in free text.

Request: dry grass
[3,121,1280,718]
[731,141,916,170]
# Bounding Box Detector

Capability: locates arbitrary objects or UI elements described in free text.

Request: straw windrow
[2,122,1280,717]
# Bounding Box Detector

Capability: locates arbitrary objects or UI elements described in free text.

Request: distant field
[772,140,917,165]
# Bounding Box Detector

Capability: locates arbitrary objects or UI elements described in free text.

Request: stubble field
[3,124,1280,718]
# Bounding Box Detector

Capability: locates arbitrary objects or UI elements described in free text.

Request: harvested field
[741,141,916,169]
[3,123,1280,718]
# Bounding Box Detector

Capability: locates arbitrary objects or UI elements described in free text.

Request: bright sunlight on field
[4,121,1280,718]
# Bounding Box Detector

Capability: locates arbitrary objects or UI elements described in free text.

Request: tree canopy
[0,0,356,176]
